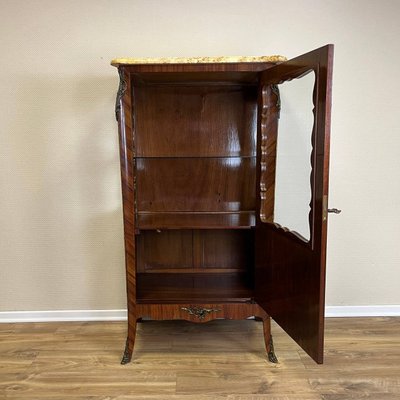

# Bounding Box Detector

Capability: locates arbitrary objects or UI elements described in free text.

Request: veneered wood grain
[255,45,334,364]
[134,85,257,158]
[193,230,253,270]
[116,67,137,360]
[136,303,267,323]
[136,230,193,273]
[125,61,276,75]
[136,157,256,213]
[137,230,253,273]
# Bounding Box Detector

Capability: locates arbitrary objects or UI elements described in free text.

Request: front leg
[261,316,278,363]
[121,317,138,364]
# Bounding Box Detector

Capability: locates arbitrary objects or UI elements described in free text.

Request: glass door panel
[273,71,315,241]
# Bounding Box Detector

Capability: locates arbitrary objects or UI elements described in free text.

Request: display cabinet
[112,45,334,364]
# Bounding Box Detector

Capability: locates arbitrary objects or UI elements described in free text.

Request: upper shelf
[111,55,287,67]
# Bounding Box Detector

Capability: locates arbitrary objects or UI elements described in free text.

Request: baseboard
[0,306,399,323]
[325,305,400,317]
[0,309,127,323]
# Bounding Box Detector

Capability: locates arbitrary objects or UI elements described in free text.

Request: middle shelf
[136,211,255,229]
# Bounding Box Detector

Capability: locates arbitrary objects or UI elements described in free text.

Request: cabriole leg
[262,316,278,363]
[121,318,137,365]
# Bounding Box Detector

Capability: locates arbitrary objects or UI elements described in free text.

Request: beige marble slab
[111,55,286,67]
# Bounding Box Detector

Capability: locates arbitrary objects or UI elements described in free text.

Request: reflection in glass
[273,71,315,241]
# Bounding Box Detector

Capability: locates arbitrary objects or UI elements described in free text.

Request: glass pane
[273,71,315,241]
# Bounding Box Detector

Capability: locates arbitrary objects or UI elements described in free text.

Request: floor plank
[0,318,399,399]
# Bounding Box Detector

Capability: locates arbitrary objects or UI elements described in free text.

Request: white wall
[1,0,399,313]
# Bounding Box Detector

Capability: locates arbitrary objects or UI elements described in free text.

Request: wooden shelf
[134,155,256,159]
[136,272,254,304]
[136,212,255,229]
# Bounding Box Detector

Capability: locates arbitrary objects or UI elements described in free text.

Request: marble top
[111,55,286,67]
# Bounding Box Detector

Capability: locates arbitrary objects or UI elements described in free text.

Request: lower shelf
[136,272,254,304]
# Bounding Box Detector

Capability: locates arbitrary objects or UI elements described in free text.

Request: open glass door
[255,45,334,363]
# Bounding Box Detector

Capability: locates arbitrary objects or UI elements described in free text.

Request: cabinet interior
[133,75,259,304]
[136,229,254,303]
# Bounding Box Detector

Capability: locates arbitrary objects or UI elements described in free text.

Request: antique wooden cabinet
[112,44,334,365]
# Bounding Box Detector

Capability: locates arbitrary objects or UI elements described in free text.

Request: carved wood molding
[259,84,280,224]
[115,68,127,121]
[309,72,317,246]
[259,74,317,247]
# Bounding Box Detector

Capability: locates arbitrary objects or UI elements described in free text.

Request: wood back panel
[136,230,193,272]
[134,85,257,157]
[193,230,253,270]
[136,157,256,212]
[137,230,253,273]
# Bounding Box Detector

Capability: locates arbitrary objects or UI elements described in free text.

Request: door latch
[323,195,341,221]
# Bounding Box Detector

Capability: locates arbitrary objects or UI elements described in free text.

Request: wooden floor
[0,317,399,399]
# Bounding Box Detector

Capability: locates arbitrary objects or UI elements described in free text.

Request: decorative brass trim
[181,306,221,320]
[271,84,281,117]
[115,68,127,121]
[121,338,132,365]
[267,335,278,363]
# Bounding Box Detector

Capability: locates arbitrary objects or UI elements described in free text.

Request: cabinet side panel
[116,68,136,316]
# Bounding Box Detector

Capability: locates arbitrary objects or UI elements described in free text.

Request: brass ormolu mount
[181,306,221,320]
